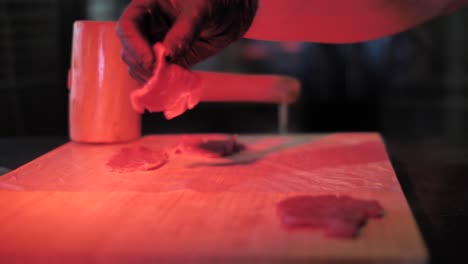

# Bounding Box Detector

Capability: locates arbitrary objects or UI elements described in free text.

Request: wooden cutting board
[0,133,427,263]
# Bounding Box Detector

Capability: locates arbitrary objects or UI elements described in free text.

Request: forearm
[244,0,468,43]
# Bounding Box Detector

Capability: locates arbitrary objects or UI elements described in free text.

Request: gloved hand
[117,0,258,84]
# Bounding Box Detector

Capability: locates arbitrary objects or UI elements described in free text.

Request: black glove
[117,0,258,84]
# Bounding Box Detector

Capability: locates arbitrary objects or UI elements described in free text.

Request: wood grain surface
[0,133,428,263]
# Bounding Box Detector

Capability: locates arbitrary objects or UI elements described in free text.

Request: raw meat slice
[106,146,168,173]
[130,43,202,119]
[277,195,384,239]
[172,135,246,158]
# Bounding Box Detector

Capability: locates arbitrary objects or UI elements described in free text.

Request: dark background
[1,1,468,263]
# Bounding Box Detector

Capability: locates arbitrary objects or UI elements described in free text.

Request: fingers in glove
[117,1,157,74]
[163,1,208,64]
[176,37,227,68]
[166,0,259,67]
[128,68,148,86]
[122,49,153,83]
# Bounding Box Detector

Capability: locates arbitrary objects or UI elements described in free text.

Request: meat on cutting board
[106,146,168,173]
[170,135,246,158]
[277,195,384,238]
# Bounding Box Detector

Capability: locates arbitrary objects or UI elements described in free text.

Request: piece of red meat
[277,195,384,239]
[106,146,168,173]
[130,43,202,119]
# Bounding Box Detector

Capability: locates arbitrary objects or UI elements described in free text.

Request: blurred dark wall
[1,1,467,138]
[1,0,86,136]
